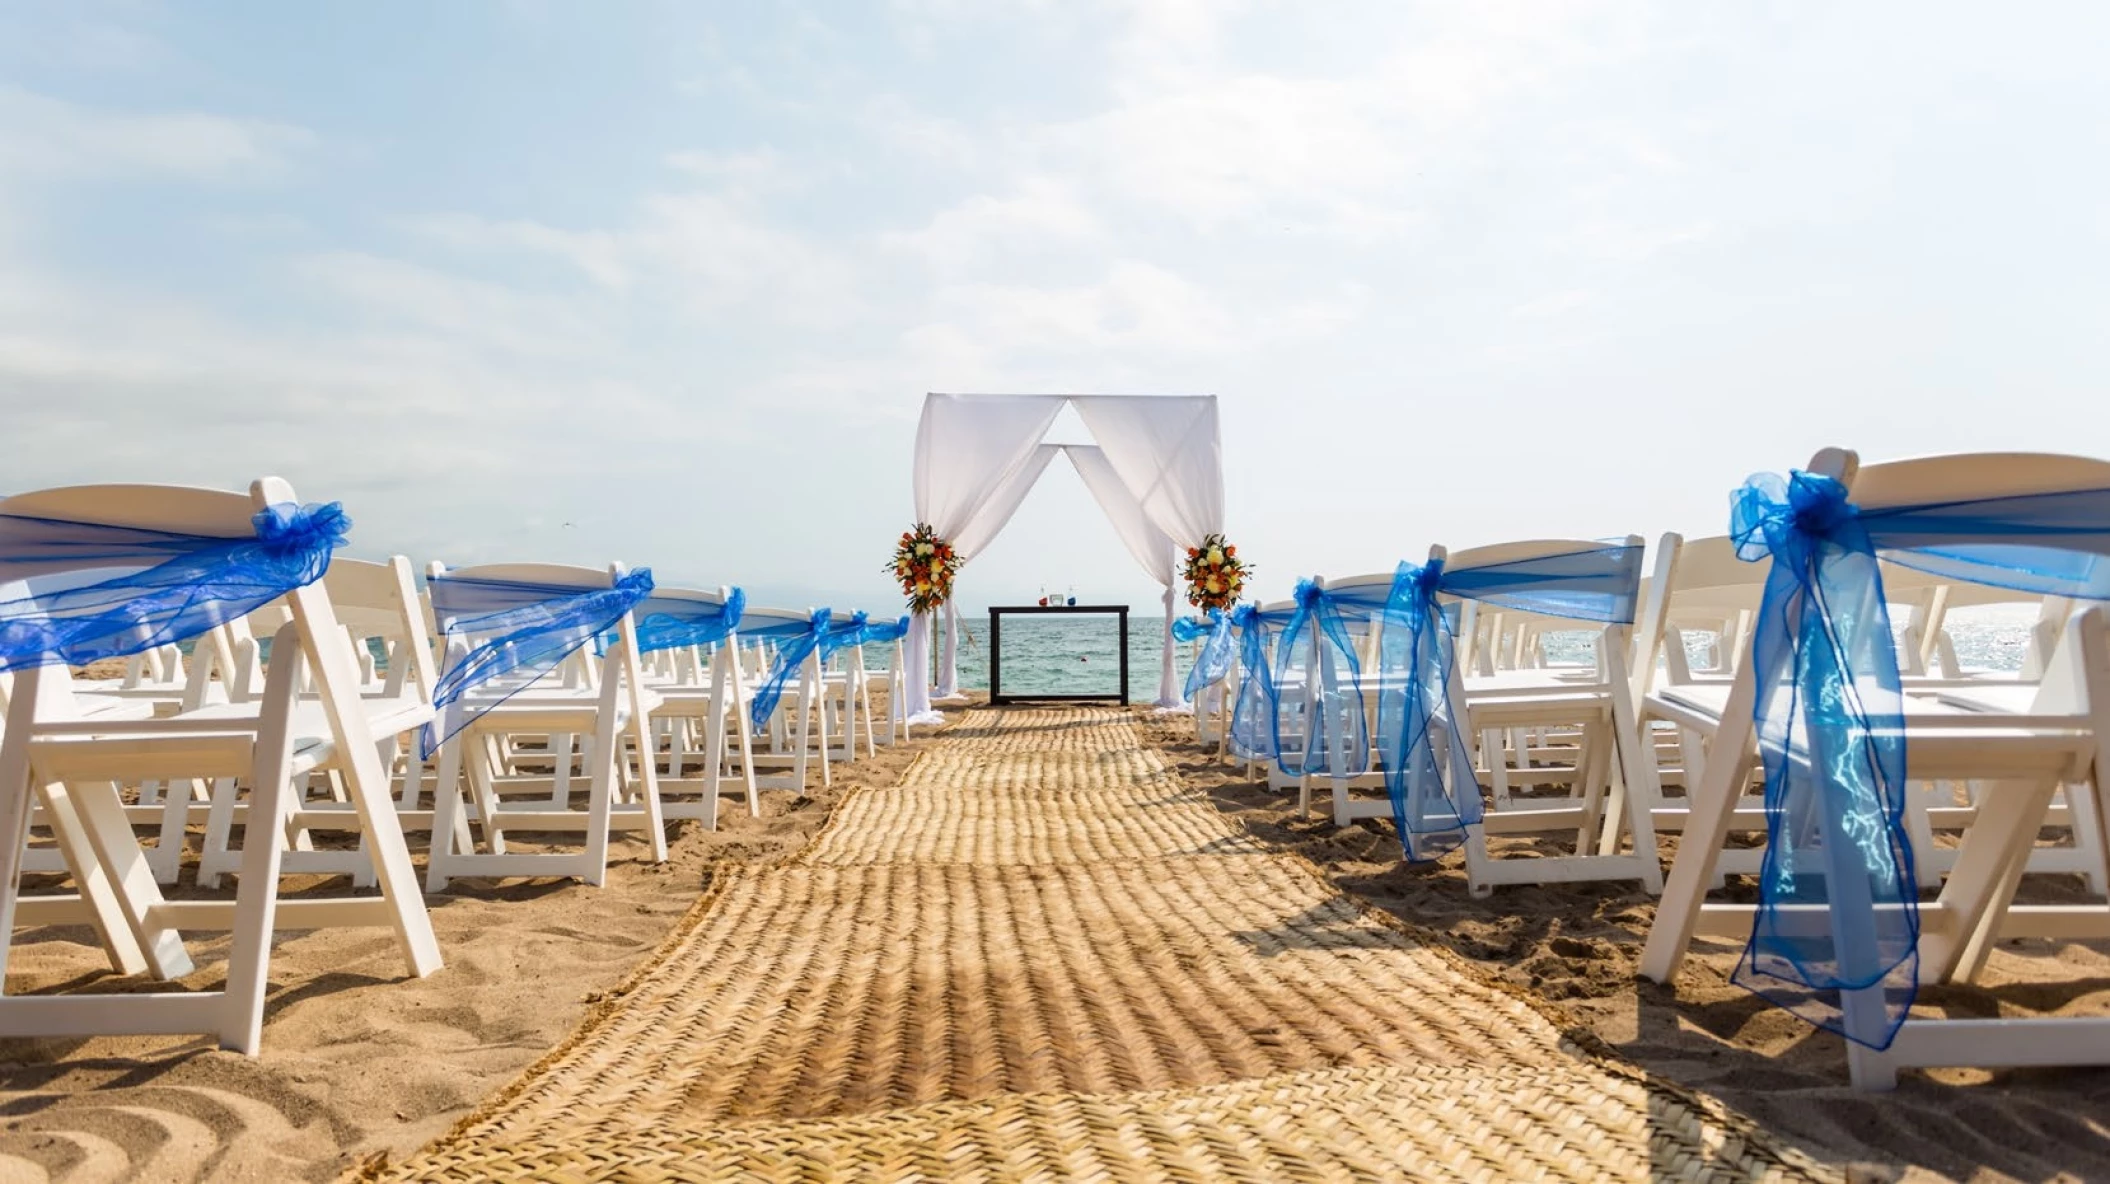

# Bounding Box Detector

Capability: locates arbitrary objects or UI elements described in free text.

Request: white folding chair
[1297,540,1661,895]
[634,585,756,828]
[1638,447,2110,1088]
[195,555,439,890]
[739,607,834,792]
[0,479,441,1055]
[422,562,665,890]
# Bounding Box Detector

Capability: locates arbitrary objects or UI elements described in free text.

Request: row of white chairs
[0,479,911,1055]
[1188,447,2110,1089]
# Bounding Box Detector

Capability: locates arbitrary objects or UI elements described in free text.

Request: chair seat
[449,686,662,732]
[1465,668,1601,692]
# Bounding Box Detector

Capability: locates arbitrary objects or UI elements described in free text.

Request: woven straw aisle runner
[366,708,1834,1182]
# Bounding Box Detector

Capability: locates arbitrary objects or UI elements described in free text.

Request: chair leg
[629,716,667,863]
[1639,696,1758,982]
[150,781,193,885]
[2061,780,2110,898]
[220,683,300,1055]
[198,776,242,890]
[66,781,195,980]
[426,739,469,893]
[581,727,616,888]
[30,781,160,977]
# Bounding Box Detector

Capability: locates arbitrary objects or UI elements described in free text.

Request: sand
[7,691,2108,1183]
[1135,712,2110,1184]
[0,712,933,1183]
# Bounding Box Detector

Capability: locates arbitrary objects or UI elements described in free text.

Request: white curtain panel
[1063,443,1186,706]
[1066,396,1226,545]
[1062,444,1175,583]
[905,395,1066,719]
[1067,396,1225,709]
[934,442,1061,700]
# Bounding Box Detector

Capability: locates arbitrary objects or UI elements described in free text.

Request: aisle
[364,708,1831,1183]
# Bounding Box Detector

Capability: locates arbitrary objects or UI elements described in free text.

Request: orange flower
[1224,545,1236,557]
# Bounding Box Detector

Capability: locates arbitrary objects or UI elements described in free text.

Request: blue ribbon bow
[861,614,910,645]
[0,500,350,673]
[748,608,832,731]
[1227,602,1280,762]
[1728,471,1919,1048]
[632,586,745,655]
[1269,578,1370,778]
[1375,558,1482,860]
[1175,608,1239,701]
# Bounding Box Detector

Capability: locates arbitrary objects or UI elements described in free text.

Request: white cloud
[294,251,619,360]
[880,181,1105,273]
[0,86,311,183]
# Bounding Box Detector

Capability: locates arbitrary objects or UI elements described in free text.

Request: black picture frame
[987,605,1130,705]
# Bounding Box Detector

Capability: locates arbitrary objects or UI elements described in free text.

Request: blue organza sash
[423,569,654,758]
[632,588,744,655]
[821,612,869,664]
[1373,560,1480,859]
[0,502,349,673]
[1176,609,1238,700]
[745,609,831,731]
[1227,603,1284,762]
[1375,542,1644,860]
[862,615,910,645]
[1728,471,2110,1048]
[1269,579,1385,778]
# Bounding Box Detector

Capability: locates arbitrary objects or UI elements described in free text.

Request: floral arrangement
[1182,533,1248,612]
[889,523,961,614]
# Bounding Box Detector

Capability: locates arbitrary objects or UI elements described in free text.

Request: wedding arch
[902,393,1225,721]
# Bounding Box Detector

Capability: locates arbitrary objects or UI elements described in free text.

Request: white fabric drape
[1068,397,1226,708]
[1061,444,1175,584]
[1061,443,1191,706]
[935,442,1061,701]
[905,395,1066,720]
[1066,396,1226,546]
[905,393,1225,716]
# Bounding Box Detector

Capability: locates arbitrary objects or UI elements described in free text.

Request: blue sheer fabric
[1727,471,2110,1048]
[1372,543,1644,861]
[1177,609,1239,701]
[1373,561,1480,859]
[1227,603,1286,762]
[1438,543,1645,625]
[0,502,349,673]
[1268,579,1378,777]
[821,612,870,664]
[745,609,831,732]
[631,588,744,655]
[422,569,654,759]
[1170,613,1213,644]
[862,615,910,645]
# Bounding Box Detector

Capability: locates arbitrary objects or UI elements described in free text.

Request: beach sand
[0,703,933,1183]
[8,691,2108,1183]
[1136,712,2110,1184]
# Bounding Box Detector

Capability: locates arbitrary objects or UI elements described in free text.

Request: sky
[2,2,2107,615]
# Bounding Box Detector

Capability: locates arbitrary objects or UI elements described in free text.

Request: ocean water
[932,616,1191,697]
[880,603,2040,696]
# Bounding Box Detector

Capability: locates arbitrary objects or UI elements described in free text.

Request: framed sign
[987,604,1130,706]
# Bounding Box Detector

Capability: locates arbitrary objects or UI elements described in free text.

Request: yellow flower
[1207,547,1223,565]
[1205,576,1223,594]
